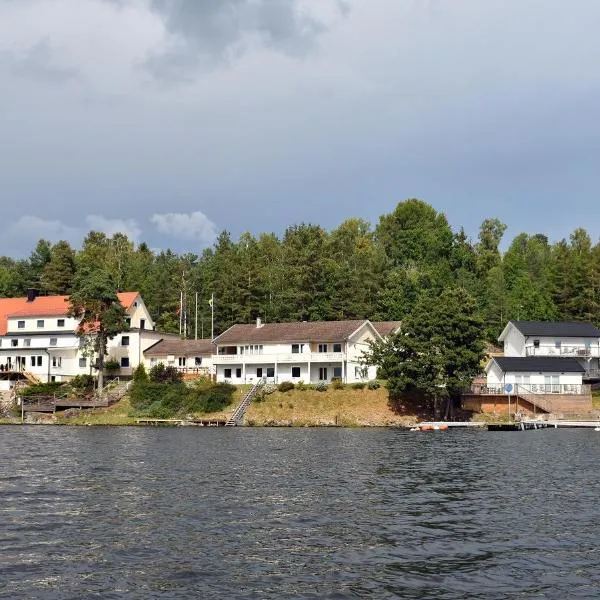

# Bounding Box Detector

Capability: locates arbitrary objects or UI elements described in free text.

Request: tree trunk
[97,342,105,393]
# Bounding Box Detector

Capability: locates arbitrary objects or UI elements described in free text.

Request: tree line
[1,199,598,341]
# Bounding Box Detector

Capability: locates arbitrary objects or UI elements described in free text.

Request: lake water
[1,426,600,599]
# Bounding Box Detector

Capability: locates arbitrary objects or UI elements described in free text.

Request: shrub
[351,382,366,390]
[278,381,295,392]
[133,363,149,384]
[367,380,381,390]
[314,382,328,392]
[20,382,65,397]
[103,359,120,371]
[70,374,95,391]
[295,380,307,391]
[149,363,183,384]
[331,379,345,390]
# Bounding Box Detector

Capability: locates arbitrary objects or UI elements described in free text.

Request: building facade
[212,319,397,385]
[0,290,162,386]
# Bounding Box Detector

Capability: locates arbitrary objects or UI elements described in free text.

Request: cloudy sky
[1,0,599,256]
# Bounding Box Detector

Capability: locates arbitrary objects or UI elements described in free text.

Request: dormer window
[17,321,25,329]
[37,320,44,328]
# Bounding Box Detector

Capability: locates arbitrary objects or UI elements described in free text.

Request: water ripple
[1,427,600,598]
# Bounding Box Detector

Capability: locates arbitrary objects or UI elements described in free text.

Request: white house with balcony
[0,289,163,388]
[212,319,398,385]
[498,320,600,379]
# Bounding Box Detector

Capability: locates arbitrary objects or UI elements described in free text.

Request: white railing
[525,345,600,358]
[214,352,345,364]
[470,383,591,396]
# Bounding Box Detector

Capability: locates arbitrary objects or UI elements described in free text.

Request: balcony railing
[214,352,345,364]
[525,345,599,358]
[469,383,591,396]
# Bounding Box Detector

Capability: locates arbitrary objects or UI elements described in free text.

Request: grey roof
[214,320,373,344]
[372,321,402,336]
[492,357,585,373]
[144,338,214,357]
[509,320,600,338]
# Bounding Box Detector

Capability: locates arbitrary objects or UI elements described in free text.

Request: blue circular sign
[505,384,513,393]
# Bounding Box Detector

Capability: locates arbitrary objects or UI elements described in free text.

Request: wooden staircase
[225,378,266,426]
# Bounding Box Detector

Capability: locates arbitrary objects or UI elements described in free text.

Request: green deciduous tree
[367,288,484,418]
[68,270,129,391]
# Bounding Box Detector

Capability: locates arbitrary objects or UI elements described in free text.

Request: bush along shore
[0,372,420,427]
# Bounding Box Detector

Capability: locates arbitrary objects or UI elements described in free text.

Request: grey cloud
[8,40,80,84]
[142,0,349,80]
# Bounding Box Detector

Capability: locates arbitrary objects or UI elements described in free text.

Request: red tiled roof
[214,320,373,344]
[144,338,215,357]
[0,292,140,335]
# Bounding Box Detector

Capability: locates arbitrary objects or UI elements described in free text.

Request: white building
[478,320,600,398]
[0,290,163,387]
[212,319,400,385]
[485,356,586,394]
[143,338,214,377]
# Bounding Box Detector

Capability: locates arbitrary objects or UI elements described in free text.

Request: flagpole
[195,292,198,340]
[179,291,183,337]
[211,293,214,341]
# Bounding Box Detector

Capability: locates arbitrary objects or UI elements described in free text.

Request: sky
[1,0,600,257]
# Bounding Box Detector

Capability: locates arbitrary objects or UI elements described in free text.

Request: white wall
[503,326,525,356]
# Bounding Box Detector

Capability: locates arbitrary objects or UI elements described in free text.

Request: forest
[0,199,597,343]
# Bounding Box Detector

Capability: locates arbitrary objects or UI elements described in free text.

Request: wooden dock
[135,418,227,427]
[415,421,486,429]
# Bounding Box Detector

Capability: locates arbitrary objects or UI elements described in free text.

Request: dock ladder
[225,378,266,426]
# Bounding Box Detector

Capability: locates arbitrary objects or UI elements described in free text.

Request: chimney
[26,288,39,303]
[256,317,263,328]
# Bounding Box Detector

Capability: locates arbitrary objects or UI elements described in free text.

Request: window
[319,367,328,381]
[178,357,186,367]
[37,320,44,328]
[224,368,232,378]
[292,366,301,378]
[121,336,130,346]
[133,301,138,308]
[36,356,42,367]
[267,367,275,378]
[555,340,561,349]
[52,356,62,368]
[24,339,31,347]
[195,357,202,365]
[121,357,130,367]
[11,339,18,347]
[30,356,36,367]
[57,319,65,327]
[50,338,57,346]
[533,339,540,348]
[333,343,342,353]
[355,366,367,379]
[125,318,131,327]
[18,320,25,329]
[256,368,263,377]
[318,344,328,353]
[79,358,87,368]
[292,344,301,354]
[236,368,242,378]
[333,367,342,379]
[140,319,145,330]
